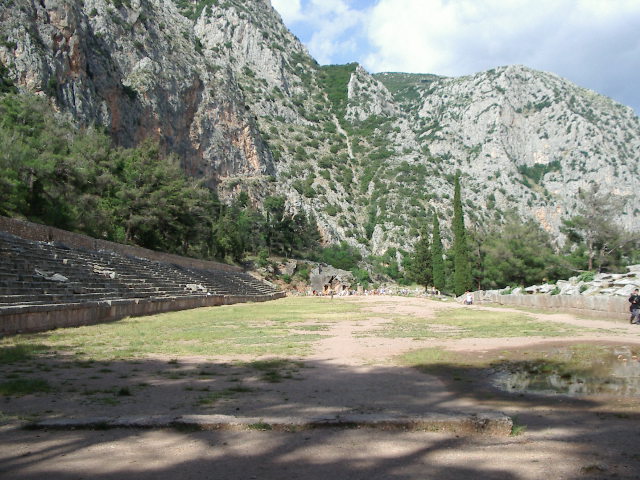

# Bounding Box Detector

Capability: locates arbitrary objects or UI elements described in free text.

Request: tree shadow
[1,346,640,478]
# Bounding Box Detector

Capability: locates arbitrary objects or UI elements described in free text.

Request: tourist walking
[629,288,640,324]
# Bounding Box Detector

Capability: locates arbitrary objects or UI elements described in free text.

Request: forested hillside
[1,0,639,291]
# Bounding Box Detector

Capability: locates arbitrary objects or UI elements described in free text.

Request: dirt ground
[2,296,640,479]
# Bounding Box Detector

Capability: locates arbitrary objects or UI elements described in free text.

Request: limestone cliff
[1,0,639,257]
[0,0,274,187]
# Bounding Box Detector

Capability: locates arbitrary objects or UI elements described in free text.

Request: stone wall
[0,215,287,335]
[0,293,285,335]
[0,216,240,273]
[483,293,629,321]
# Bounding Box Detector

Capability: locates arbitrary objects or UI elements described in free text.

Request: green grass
[399,343,632,399]
[247,421,273,431]
[1,298,363,360]
[0,344,49,363]
[372,308,581,340]
[0,378,51,396]
[399,347,457,366]
[489,303,624,324]
[510,417,527,436]
[197,386,253,405]
[245,358,305,383]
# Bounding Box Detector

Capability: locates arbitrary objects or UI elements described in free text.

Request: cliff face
[0,0,273,187]
[405,66,640,231]
[2,0,639,255]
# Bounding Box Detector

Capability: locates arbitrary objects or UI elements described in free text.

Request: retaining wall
[0,216,240,273]
[0,293,285,335]
[484,293,629,321]
[0,215,286,335]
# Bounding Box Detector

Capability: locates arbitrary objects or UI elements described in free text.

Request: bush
[351,267,370,287]
[577,271,596,283]
[256,249,270,268]
[318,242,362,271]
[295,265,310,281]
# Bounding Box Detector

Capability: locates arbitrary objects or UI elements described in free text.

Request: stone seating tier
[0,231,279,308]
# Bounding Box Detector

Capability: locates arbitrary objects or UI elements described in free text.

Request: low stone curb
[26,412,513,436]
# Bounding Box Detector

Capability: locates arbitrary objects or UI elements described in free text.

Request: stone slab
[28,412,513,436]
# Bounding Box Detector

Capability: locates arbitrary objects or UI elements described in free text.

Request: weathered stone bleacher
[0,220,284,335]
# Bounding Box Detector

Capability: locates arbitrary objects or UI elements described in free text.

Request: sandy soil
[2,296,640,479]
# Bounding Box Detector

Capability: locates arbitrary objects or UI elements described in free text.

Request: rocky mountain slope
[1,0,639,257]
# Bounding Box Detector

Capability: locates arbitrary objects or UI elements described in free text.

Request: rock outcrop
[485,265,640,298]
[1,0,639,258]
[0,0,273,188]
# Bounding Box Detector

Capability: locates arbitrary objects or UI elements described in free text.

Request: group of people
[630,288,640,324]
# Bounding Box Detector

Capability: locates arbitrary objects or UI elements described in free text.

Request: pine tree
[409,227,433,288]
[452,175,472,295]
[431,214,445,292]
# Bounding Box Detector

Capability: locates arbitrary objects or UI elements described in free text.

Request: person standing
[629,288,640,324]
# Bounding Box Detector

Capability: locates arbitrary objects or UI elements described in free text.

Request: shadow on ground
[2,345,640,478]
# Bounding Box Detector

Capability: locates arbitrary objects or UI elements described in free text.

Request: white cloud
[273,0,368,65]
[273,0,640,112]
[360,0,640,112]
[362,0,640,75]
[271,0,304,23]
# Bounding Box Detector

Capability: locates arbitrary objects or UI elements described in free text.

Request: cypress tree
[431,214,445,292]
[408,227,433,289]
[452,175,472,295]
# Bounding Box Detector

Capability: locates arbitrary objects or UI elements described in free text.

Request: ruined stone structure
[0,217,283,335]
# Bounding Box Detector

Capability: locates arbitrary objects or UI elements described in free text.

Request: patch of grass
[580,464,607,474]
[374,307,581,340]
[1,298,364,360]
[510,417,527,436]
[491,343,632,381]
[197,386,253,405]
[117,387,132,396]
[398,347,479,383]
[0,344,48,363]
[294,324,331,331]
[0,378,51,396]
[247,421,272,431]
[245,358,305,383]
[0,411,22,424]
[399,347,457,366]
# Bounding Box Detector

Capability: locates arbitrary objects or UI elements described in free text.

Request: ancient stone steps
[0,231,278,307]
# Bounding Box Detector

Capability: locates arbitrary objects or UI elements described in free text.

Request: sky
[271,0,640,116]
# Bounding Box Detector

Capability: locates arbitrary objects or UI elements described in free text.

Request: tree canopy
[452,175,472,295]
[561,185,636,272]
[431,214,445,291]
[0,90,320,263]
[407,227,432,288]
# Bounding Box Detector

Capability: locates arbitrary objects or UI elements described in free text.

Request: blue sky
[271,0,640,116]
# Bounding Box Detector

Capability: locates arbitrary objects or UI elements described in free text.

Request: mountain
[1,0,639,257]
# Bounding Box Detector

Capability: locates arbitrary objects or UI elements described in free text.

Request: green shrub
[317,241,362,271]
[325,205,338,216]
[256,249,270,268]
[295,265,310,281]
[577,271,596,283]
